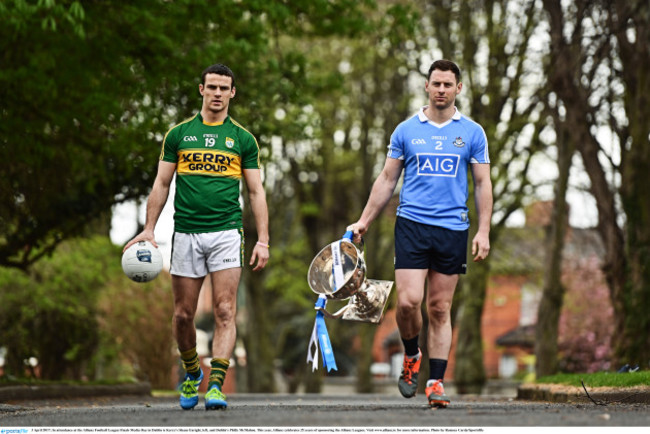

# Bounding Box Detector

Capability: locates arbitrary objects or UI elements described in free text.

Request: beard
[432,97,453,110]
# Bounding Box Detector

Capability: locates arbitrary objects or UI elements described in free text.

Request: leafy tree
[0,0,196,268]
[0,0,373,270]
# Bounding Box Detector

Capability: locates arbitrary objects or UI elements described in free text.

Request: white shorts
[170,229,244,278]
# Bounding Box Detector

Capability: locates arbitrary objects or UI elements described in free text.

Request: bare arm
[470,163,493,262]
[123,160,176,251]
[348,157,404,241]
[243,168,269,271]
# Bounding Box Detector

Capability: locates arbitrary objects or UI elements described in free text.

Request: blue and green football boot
[179,370,203,410]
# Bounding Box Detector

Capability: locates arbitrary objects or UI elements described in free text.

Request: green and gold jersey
[160,113,260,233]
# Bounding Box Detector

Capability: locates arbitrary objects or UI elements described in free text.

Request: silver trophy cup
[307,239,393,323]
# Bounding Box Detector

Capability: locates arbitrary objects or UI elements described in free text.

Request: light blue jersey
[388,106,490,230]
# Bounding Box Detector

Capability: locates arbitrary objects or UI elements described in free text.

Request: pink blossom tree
[558,255,614,372]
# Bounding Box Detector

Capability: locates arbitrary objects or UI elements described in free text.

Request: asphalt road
[1,394,649,429]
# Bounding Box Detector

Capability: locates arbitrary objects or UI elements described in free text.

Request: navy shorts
[394,216,468,274]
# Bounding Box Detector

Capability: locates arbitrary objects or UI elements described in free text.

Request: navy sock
[429,358,448,381]
[401,336,420,357]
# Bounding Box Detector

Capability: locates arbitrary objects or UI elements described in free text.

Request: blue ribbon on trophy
[307,295,338,372]
[306,231,394,372]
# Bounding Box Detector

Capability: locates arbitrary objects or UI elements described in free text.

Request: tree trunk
[453,260,489,394]
[356,323,375,393]
[620,184,650,365]
[577,121,627,367]
[619,110,650,364]
[611,0,650,366]
[241,204,276,393]
[535,123,572,377]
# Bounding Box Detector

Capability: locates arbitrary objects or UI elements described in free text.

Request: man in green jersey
[124,64,269,410]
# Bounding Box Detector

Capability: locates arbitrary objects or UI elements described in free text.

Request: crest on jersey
[453,137,465,148]
[225,137,235,149]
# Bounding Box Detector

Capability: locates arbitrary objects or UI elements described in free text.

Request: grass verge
[537,371,650,388]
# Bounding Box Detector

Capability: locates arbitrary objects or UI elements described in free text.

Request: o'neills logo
[177,149,241,178]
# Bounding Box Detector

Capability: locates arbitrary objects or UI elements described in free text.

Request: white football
[121,240,163,283]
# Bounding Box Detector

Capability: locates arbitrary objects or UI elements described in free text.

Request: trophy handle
[341,231,365,254]
[315,304,349,319]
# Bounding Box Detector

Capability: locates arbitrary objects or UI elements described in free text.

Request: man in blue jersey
[348,59,492,408]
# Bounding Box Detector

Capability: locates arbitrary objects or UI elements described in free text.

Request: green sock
[180,347,201,378]
[209,358,230,389]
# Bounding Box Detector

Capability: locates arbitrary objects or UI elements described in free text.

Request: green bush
[0,236,116,380]
[97,268,175,389]
[0,236,176,388]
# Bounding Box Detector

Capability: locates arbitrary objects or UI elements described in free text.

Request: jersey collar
[198,112,230,126]
[417,106,461,124]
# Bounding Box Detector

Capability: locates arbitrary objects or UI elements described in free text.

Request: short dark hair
[427,60,461,84]
[201,63,235,88]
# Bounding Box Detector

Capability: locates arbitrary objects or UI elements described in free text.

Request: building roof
[495,324,536,348]
[490,223,604,277]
